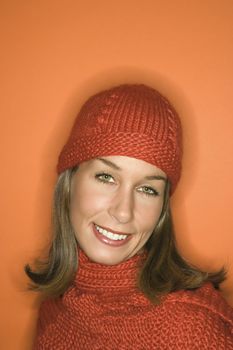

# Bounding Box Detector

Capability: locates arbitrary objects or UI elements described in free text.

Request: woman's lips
[92,223,132,247]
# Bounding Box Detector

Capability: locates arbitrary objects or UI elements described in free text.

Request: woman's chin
[81,247,129,266]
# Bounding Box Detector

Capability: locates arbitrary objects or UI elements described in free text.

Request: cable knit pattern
[34,251,233,349]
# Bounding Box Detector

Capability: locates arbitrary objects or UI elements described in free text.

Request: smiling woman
[70,156,166,265]
[25,84,233,349]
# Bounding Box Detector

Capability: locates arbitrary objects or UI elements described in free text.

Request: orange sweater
[34,251,233,349]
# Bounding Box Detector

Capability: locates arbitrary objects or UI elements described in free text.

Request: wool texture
[34,251,233,349]
[57,84,182,193]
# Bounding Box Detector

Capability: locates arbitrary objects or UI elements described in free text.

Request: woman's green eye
[138,186,158,196]
[95,173,114,183]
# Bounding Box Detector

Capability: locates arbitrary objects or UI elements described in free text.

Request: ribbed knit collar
[74,249,147,292]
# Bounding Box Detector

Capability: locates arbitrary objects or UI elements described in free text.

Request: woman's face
[70,155,166,265]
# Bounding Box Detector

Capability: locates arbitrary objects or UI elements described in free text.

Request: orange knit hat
[57,84,182,193]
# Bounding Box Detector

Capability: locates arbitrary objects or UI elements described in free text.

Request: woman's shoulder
[157,282,233,344]
[164,282,233,326]
[36,296,65,332]
[145,283,233,349]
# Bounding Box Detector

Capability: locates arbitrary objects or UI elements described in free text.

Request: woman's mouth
[93,223,132,247]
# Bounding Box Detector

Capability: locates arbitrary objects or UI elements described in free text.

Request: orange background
[1,1,233,349]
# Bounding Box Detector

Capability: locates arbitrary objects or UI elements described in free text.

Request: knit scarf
[34,251,233,349]
[76,249,146,291]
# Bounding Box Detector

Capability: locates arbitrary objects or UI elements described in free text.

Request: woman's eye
[138,186,159,196]
[95,173,115,184]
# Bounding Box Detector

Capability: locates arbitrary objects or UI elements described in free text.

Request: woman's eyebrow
[144,175,166,182]
[96,158,121,170]
[96,158,166,181]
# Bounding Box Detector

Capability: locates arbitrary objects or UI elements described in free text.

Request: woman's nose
[108,187,134,224]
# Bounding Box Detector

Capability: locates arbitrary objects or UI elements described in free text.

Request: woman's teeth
[95,225,128,241]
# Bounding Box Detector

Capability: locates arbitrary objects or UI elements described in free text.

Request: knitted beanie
[57,84,182,193]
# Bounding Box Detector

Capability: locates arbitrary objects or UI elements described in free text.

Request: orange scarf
[34,251,233,349]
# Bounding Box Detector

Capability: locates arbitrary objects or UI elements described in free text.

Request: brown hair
[25,168,225,302]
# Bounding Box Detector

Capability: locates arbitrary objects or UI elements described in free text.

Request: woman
[26,84,233,349]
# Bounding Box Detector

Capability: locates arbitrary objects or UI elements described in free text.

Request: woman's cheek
[138,201,163,229]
